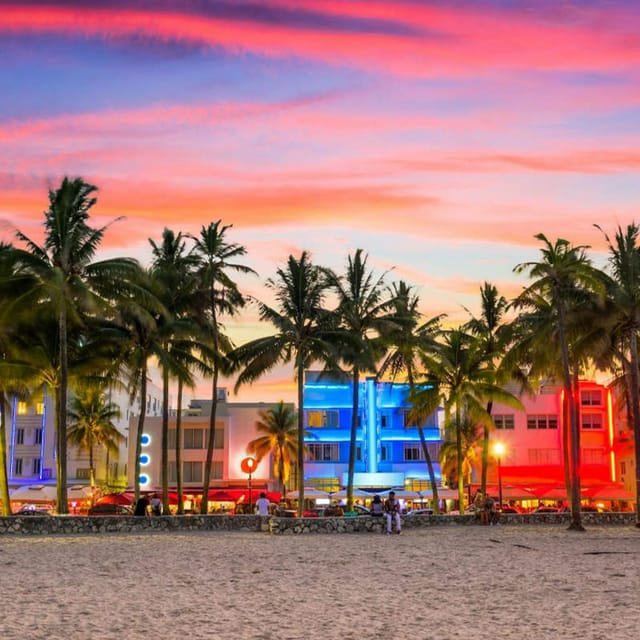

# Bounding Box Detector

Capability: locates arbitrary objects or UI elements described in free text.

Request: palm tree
[440,414,481,495]
[232,251,338,516]
[327,250,394,511]
[246,401,299,497]
[464,282,514,499]
[67,385,124,492]
[149,228,201,514]
[190,221,256,515]
[411,328,522,511]
[514,233,605,531]
[595,223,640,527]
[378,280,444,512]
[9,177,139,513]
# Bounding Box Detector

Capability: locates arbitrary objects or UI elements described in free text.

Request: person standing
[255,492,270,516]
[384,491,402,534]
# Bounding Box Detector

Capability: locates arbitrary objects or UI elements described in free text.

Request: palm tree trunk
[176,378,184,515]
[456,403,465,511]
[557,303,584,531]
[480,399,494,501]
[346,367,360,512]
[628,329,640,527]
[161,363,170,514]
[201,366,219,515]
[56,308,69,515]
[0,393,11,516]
[296,360,305,517]
[133,365,148,502]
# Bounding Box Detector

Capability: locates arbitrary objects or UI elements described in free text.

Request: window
[14,458,23,475]
[380,411,392,429]
[306,410,339,428]
[621,461,627,475]
[356,445,362,461]
[36,402,45,415]
[494,414,515,430]
[33,428,43,445]
[183,461,203,482]
[582,414,603,430]
[381,444,391,461]
[184,429,205,449]
[582,448,606,465]
[307,443,339,461]
[403,409,414,428]
[527,414,558,429]
[581,390,603,406]
[15,428,24,445]
[31,458,41,475]
[214,430,224,449]
[212,461,223,479]
[77,468,91,479]
[168,429,177,449]
[527,449,561,464]
[404,445,422,461]
[17,402,27,415]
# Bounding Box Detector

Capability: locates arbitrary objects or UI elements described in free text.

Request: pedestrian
[149,493,162,516]
[255,492,270,516]
[134,494,150,516]
[384,491,402,534]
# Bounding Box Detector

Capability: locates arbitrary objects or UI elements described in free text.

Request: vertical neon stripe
[366,377,377,473]
[607,388,616,481]
[9,395,17,480]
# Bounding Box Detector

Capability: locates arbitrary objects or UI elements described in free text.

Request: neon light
[39,389,47,480]
[141,434,151,446]
[366,378,377,473]
[607,389,616,481]
[140,454,150,466]
[139,474,150,486]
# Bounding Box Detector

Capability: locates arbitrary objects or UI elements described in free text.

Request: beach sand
[1,525,638,640]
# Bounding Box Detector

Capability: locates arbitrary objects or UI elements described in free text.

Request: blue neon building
[303,371,443,490]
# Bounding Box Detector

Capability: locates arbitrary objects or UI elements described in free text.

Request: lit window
[306,410,339,428]
[35,402,45,415]
[17,402,27,415]
[307,443,339,461]
[582,414,603,430]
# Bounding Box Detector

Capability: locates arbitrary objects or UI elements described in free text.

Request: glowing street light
[241,456,258,512]
[494,442,505,510]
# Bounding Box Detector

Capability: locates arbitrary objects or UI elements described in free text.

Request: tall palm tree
[464,282,513,499]
[327,250,394,511]
[9,177,139,513]
[378,280,444,512]
[514,233,604,531]
[149,228,201,514]
[440,414,481,494]
[190,221,256,515]
[232,251,338,516]
[411,328,522,511]
[67,385,124,492]
[595,223,640,527]
[246,401,300,497]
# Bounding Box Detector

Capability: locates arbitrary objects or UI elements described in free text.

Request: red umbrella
[208,490,236,502]
[96,492,134,506]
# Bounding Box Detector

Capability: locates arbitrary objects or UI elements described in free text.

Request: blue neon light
[140,454,150,465]
[139,474,150,486]
[141,434,151,446]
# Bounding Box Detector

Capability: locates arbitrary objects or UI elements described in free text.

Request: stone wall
[0,511,635,536]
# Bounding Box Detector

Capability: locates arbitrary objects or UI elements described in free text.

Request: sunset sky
[2,1,640,402]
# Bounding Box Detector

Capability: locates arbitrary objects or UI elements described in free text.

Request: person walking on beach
[255,492,270,516]
[384,491,401,534]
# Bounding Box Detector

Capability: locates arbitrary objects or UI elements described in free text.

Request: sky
[1,0,640,403]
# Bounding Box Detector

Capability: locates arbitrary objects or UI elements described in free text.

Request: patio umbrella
[208,490,237,502]
[534,486,567,500]
[9,484,57,503]
[95,492,134,506]
[285,488,330,500]
[330,488,374,499]
[485,485,537,500]
[583,484,635,501]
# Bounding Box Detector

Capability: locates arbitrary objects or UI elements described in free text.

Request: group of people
[133,493,162,516]
[370,491,401,534]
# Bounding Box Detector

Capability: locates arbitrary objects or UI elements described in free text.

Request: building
[129,390,290,503]
[6,381,163,496]
[302,371,443,492]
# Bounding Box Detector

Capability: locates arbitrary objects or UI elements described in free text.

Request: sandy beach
[1,525,638,640]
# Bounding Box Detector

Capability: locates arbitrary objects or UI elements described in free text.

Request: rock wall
[0,511,635,536]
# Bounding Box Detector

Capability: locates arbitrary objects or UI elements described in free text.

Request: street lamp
[241,456,258,513]
[494,442,505,510]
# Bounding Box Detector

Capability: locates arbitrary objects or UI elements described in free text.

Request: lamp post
[241,456,258,513]
[494,442,505,510]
